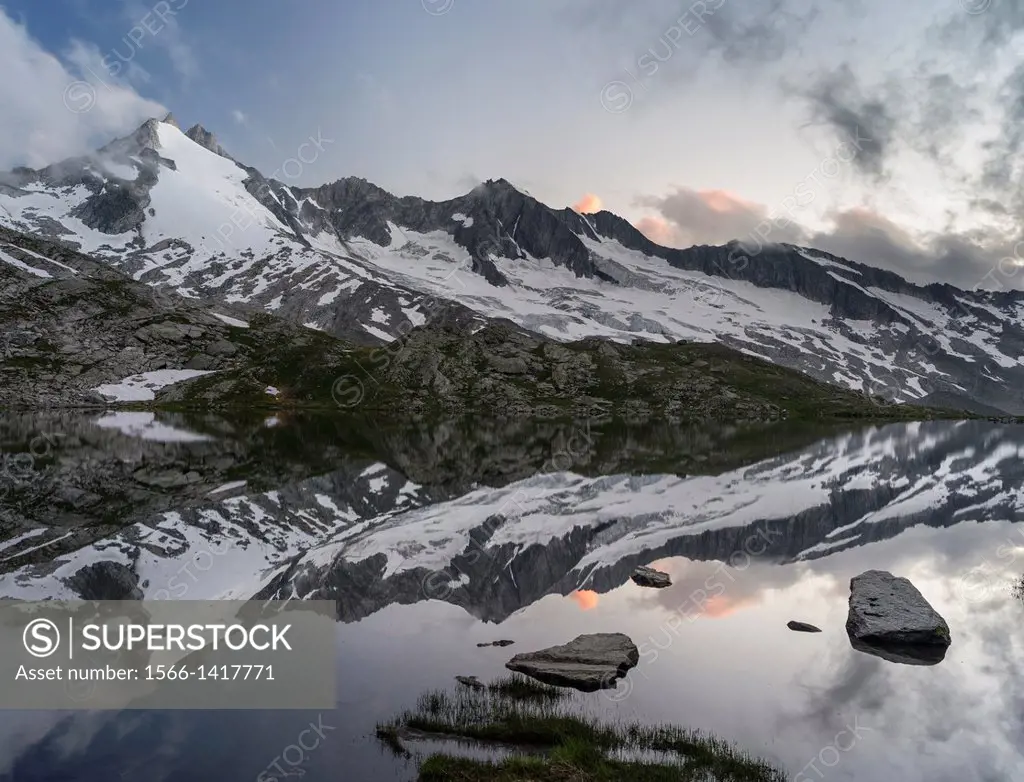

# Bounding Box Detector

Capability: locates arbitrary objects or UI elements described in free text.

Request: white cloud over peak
[0,8,165,170]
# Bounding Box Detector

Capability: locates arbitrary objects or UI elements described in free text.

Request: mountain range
[2,114,1023,414]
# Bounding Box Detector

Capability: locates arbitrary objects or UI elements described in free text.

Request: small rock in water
[455,676,485,690]
[477,640,515,647]
[787,621,821,633]
[631,566,671,589]
[506,633,639,692]
[846,570,951,664]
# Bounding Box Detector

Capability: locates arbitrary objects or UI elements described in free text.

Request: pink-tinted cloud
[634,187,802,248]
[635,183,1012,287]
[635,215,686,247]
[574,193,603,213]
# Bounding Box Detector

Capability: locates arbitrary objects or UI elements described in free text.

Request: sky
[2,0,1024,289]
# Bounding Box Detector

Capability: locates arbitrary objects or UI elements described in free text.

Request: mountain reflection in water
[0,414,1021,781]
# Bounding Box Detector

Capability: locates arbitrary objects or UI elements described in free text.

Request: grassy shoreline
[377,675,786,782]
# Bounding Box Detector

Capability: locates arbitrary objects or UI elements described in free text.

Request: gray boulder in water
[846,570,951,658]
[631,566,671,588]
[505,633,639,691]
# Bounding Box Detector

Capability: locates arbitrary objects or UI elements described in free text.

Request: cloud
[698,0,822,66]
[799,64,897,179]
[575,0,1024,277]
[635,187,802,247]
[65,38,152,88]
[573,193,603,213]
[635,184,1022,289]
[787,4,1024,226]
[120,0,199,83]
[635,215,685,247]
[0,8,166,170]
[455,173,483,193]
[936,0,1024,52]
[568,0,827,94]
[808,208,1021,290]
[231,109,247,125]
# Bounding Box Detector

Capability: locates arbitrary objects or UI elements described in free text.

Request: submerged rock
[787,620,821,633]
[505,633,639,691]
[631,566,671,588]
[846,570,951,660]
[849,637,948,666]
[455,676,485,690]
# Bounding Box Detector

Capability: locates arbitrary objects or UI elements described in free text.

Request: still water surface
[0,414,1021,781]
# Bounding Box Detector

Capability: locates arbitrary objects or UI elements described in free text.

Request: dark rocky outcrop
[184,124,230,159]
[0,227,263,408]
[297,177,597,279]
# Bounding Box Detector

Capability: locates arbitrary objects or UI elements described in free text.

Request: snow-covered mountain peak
[94,116,169,161]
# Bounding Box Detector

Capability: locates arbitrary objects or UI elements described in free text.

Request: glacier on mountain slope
[144,122,282,258]
[349,224,987,400]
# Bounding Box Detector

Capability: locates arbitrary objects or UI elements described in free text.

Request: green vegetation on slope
[160,314,971,423]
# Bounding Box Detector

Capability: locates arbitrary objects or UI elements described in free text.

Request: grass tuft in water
[375,724,411,759]
[486,674,571,702]
[377,676,786,781]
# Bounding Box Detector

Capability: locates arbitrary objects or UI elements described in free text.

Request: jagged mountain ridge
[2,116,1024,412]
